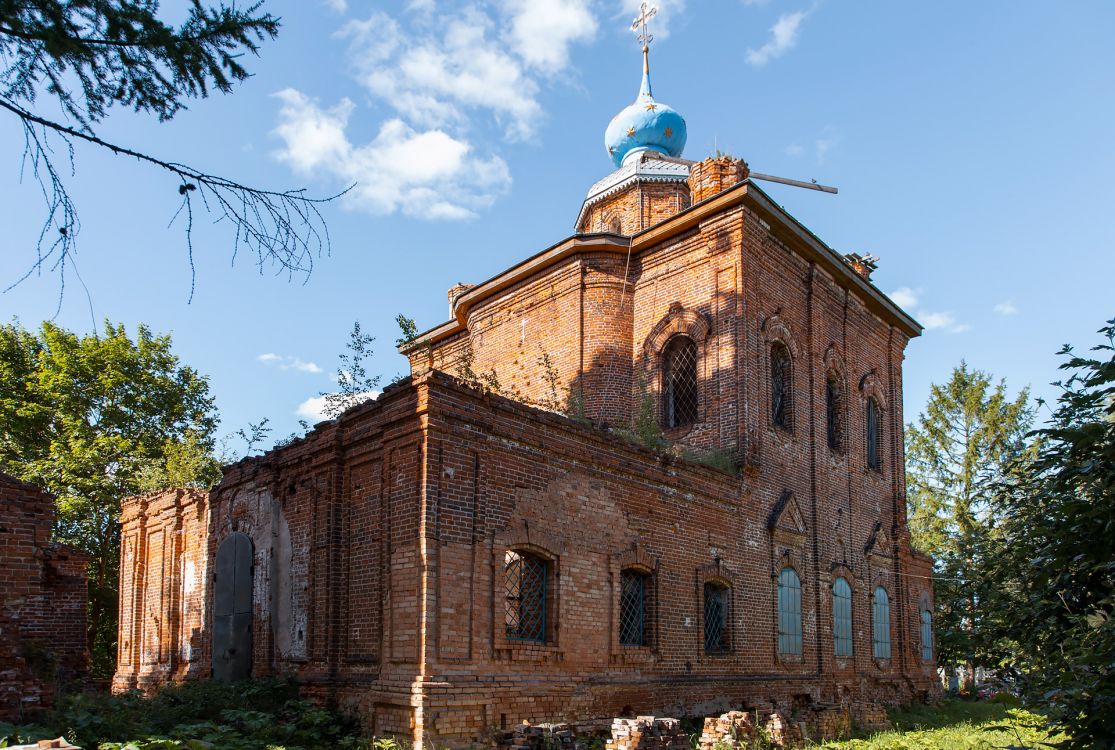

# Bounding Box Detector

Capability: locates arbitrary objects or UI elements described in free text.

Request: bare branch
[2,96,352,302]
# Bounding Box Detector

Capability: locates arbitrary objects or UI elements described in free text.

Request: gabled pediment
[767,490,807,538]
[864,521,891,558]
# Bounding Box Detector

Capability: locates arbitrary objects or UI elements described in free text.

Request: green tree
[1,1,337,297]
[0,320,219,675]
[321,321,381,419]
[905,361,1033,690]
[982,320,1115,748]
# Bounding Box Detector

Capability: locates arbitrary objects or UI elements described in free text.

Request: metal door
[212,532,253,681]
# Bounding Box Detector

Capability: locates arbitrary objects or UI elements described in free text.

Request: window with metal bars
[866,397,882,470]
[771,342,793,430]
[826,374,843,452]
[833,577,853,657]
[504,550,548,643]
[663,336,698,428]
[921,608,933,662]
[703,582,729,653]
[872,586,891,659]
[619,569,649,646]
[777,567,803,656]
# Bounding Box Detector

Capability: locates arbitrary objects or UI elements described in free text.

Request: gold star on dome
[608,146,616,154]
[664,126,673,137]
[626,126,636,137]
[645,102,657,111]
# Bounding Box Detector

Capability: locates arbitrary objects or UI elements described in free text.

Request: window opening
[833,577,853,657]
[771,343,793,429]
[619,569,648,646]
[663,336,699,428]
[777,567,803,656]
[703,582,729,653]
[505,550,548,643]
[872,586,891,659]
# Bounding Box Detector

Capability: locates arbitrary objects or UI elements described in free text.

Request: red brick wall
[0,473,88,721]
[113,488,211,692]
[581,181,691,236]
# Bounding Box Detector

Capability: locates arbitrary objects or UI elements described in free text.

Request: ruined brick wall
[688,157,749,204]
[113,488,210,692]
[0,474,88,721]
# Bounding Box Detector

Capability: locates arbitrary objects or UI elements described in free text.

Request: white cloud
[338,8,558,140]
[888,287,919,310]
[296,392,380,423]
[272,89,511,219]
[620,0,686,41]
[888,288,968,334]
[322,0,346,12]
[746,10,808,67]
[257,352,324,374]
[994,301,1019,316]
[785,143,805,157]
[815,134,836,164]
[502,0,597,73]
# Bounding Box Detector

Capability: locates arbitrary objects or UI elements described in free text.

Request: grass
[0,677,370,750]
[816,699,1065,749]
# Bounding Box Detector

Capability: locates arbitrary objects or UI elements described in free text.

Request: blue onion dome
[604,49,687,167]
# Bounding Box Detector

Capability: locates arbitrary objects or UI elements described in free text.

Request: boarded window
[866,397,882,470]
[619,569,649,646]
[833,577,853,657]
[873,586,891,659]
[777,567,803,656]
[921,607,934,662]
[505,550,548,643]
[703,582,729,653]
[663,336,698,428]
[826,374,843,452]
[771,342,793,429]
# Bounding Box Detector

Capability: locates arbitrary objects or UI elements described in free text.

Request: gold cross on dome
[631,2,658,49]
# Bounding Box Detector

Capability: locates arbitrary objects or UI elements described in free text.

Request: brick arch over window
[858,371,889,411]
[643,302,712,357]
[761,316,802,432]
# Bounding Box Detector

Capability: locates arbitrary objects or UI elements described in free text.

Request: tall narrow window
[872,586,891,659]
[921,607,934,662]
[833,577,853,657]
[504,550,548,643]
[777,567,803,656]
[866,397,882,470]
[620,569,649,646]
[826,374,843,452]
[703,582,729,653]
[771,342,793,429]
[663,336,698,428]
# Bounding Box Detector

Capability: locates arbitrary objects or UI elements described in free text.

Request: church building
[113,20,939,747]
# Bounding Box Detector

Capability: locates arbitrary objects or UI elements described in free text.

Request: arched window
[921,606,934,662]
[663,336,698,428]
[777,567,802,656]
[703,581,729,653]
[826,374,843,452]
[771,342,793,430]
[620,569,650,646]
[866,397,882,470]
[833,577,853,657]
[504,550,549,643]
[872,586,891,659]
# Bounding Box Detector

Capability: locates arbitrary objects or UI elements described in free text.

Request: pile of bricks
[796,705,851,741]
[697,710,758,750]
[764,712,803,748]
[606,717,689,750]
[852,703,892,732]
[495,722,579,750]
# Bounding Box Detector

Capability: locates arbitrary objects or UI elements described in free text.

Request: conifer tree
[905,361,1033,690]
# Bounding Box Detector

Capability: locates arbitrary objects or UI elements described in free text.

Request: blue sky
[2,1,1113,449]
